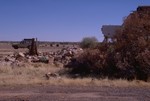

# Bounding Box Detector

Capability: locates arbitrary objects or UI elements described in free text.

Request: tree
[114,9,150,81]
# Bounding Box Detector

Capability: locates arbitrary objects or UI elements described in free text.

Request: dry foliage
[114,9,150,81]
[66,8,150,81]
[65,48,106,77]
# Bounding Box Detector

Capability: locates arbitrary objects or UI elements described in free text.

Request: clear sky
[0,0,150,42]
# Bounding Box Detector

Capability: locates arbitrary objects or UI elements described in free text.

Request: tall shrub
[114,9,150,81]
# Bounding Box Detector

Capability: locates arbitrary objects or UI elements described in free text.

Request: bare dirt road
[0,85,150,101]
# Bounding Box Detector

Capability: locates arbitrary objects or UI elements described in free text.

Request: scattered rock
[1,47,83,67]
[18,52,25,57]
[45,72,60,80]
[38,56,49,63]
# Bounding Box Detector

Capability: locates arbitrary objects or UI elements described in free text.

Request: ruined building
[101,25,121,43]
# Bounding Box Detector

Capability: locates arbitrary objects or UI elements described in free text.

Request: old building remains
[101,25,121,43]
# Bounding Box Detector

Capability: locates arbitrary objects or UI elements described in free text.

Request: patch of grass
[0,64,149,87]
[0,63,60,86]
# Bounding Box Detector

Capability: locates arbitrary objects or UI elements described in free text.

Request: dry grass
[0,64,149,87]
[0,63,61,86]
[43,77,150,87]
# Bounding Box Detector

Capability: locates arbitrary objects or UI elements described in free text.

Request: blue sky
[0,0,150,42]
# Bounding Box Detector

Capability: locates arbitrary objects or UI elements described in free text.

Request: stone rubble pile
[0,47,83,67]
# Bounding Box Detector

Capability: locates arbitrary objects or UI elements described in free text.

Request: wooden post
[29,38,38,56]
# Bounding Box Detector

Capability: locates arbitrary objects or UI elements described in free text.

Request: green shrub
[80,37,98,49]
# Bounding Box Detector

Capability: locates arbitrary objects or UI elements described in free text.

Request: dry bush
[65,43,114,77]
[114,9,150,81]
[65,44,109,77]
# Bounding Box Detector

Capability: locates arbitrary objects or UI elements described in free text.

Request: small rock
[45,72,60,80]
[18,52,25,57]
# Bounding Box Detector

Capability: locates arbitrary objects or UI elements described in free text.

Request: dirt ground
[0,85,150,101]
